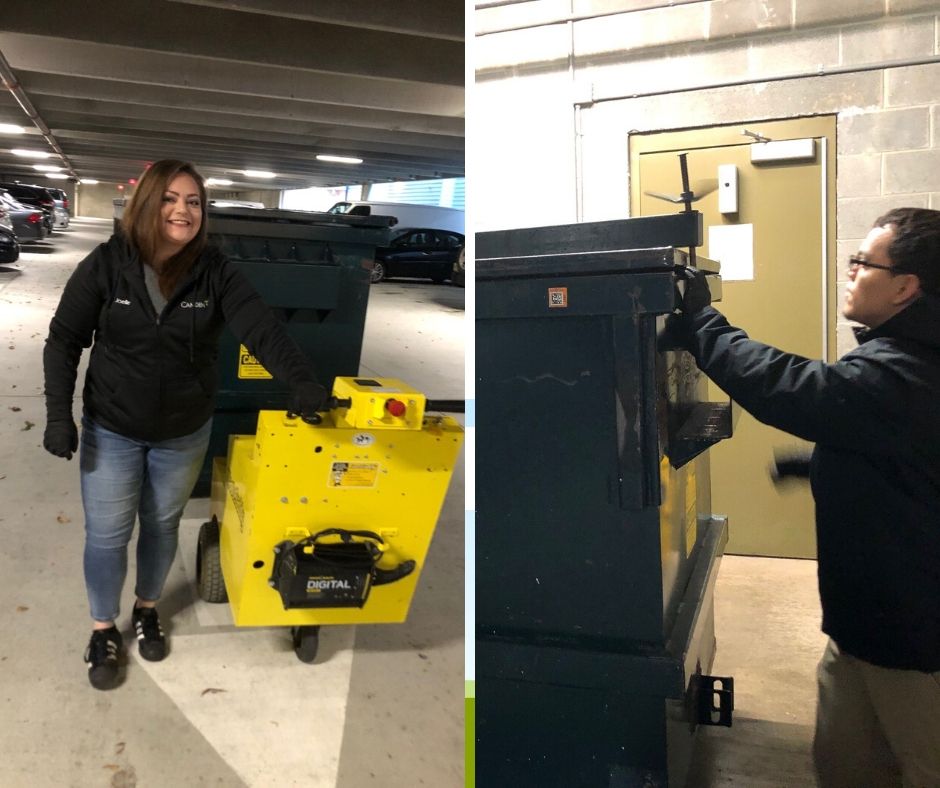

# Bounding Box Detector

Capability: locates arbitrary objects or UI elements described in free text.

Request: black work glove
[44,418,78,460]
[289,381,329,420]
[678,267,713,315]
[770,450,813,484]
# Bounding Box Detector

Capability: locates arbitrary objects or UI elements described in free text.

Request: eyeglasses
[847,255,908,275]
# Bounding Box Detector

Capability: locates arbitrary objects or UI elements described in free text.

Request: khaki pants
[814,638,940,788]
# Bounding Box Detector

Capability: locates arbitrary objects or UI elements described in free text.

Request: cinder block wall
[475,0,940,357]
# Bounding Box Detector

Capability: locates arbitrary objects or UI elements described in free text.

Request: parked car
[0,190,49,240]
[0,199,12,234]
[47,187,70,228]
[451,246,465,287]
[372,228,464,284]
[0,225,18,264]
[0,182,55,232]
[330,201,465,234]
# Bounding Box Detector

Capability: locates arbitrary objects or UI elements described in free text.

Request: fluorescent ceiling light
[206,177,233,186]
[11,148,50,159]
[242,169,275,178]
[316,154,363,165]
[33,164,62,172]
[45,173,68,179]
[79,179,99,185]
[0,124,24,135]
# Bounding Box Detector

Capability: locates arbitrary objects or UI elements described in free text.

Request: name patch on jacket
[180,300,210,309]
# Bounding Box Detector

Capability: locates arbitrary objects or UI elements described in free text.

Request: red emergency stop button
[385,398,406,417]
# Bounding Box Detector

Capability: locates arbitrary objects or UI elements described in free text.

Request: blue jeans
[79,416,211,623]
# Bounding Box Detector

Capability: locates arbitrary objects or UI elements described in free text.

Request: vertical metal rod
[678,152,697,267]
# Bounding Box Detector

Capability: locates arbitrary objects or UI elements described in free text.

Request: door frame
[628,116,837,361]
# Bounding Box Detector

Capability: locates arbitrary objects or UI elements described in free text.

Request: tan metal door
[632,117,836,558]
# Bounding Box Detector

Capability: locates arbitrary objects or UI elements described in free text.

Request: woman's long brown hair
[121,159,209,298]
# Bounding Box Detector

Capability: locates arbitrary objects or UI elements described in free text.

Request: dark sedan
[0,191,48,240]
[0,182,55,233]
[0,226,18,264]
[372,228,464,284]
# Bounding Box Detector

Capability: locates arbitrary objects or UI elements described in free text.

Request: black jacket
[684,298,940,671]
[44,234,317,441]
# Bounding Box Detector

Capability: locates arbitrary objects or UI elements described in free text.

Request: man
[673,208,940,787]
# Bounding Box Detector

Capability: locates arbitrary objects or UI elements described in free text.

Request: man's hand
[679,267,713,315]
[289,381,329,420]
[44,419,78,460]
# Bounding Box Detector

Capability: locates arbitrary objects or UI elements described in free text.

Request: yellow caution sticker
[328,462,380,488]
[237,345,273,379]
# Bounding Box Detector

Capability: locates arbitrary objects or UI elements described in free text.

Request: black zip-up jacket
[684,297,940,672]
[44,234,318,441]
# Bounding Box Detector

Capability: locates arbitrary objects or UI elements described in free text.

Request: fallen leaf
[418,653,428,660]
[15,606,28,613]
[102,764,120,771]
[56,514,70,524]
[22,421,34,431]
[115,742,125,755]
[201,688,227,696]
[9,406,20,412]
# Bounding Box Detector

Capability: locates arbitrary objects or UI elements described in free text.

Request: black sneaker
[132,605,167,662]
[84,627,123,690]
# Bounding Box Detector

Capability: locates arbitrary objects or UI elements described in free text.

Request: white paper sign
[707,224,754,281]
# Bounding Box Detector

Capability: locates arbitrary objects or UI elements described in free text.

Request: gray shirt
[143,263,168,315]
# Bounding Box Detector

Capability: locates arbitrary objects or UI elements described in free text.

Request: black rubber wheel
[371,261,386,283]
[197,517,228,603]
[291,625,320,663]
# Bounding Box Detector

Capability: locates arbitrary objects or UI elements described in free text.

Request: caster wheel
[291,625,321,663]
[197,516,228,603]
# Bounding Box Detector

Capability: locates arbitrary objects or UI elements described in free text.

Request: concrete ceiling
[0,0,464,192]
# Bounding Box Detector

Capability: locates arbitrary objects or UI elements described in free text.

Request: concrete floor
[0,218,465,787]
[688,554,827,787]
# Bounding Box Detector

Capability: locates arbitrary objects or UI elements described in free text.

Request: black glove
[44,418,78,460]
[678,267,713,315]
[770,450,813,484]
[657,313,693,352]
[289,381,329,420]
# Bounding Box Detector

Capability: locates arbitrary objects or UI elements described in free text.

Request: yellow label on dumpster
[328,462,380,488]
[237,345,273,379]
[685,466,697,556]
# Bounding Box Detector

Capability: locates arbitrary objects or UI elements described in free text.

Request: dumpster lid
[476,246,719,281]
[477,212,703,261]
[207,205,396,230]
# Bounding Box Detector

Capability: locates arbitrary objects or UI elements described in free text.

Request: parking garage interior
[0,4,465,787]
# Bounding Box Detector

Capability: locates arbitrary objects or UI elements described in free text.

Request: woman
[42,160,326,690]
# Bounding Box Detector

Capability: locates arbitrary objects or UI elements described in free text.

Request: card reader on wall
[718,164,738,214]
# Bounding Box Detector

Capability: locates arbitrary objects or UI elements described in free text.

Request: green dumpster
[197,206,393,493]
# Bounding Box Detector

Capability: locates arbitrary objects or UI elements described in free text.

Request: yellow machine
[196,376,464,662]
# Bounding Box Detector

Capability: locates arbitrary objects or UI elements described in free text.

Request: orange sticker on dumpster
[237,345,273,379]
[548,287,568,308]
[328,462,379,488]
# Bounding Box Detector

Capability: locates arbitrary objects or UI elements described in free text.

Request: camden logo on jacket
[180,300,210,309]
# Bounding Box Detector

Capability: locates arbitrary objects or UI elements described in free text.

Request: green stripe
[465,695,475,787]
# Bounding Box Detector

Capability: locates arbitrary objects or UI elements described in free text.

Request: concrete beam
[19,72,464,138]
[0,34,463,117]
[168,0,465,41]
[1,0,463,86]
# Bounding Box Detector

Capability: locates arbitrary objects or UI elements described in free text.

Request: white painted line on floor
[131,615,355,787]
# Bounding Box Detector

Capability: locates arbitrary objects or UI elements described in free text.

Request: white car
[47,188,70,229]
